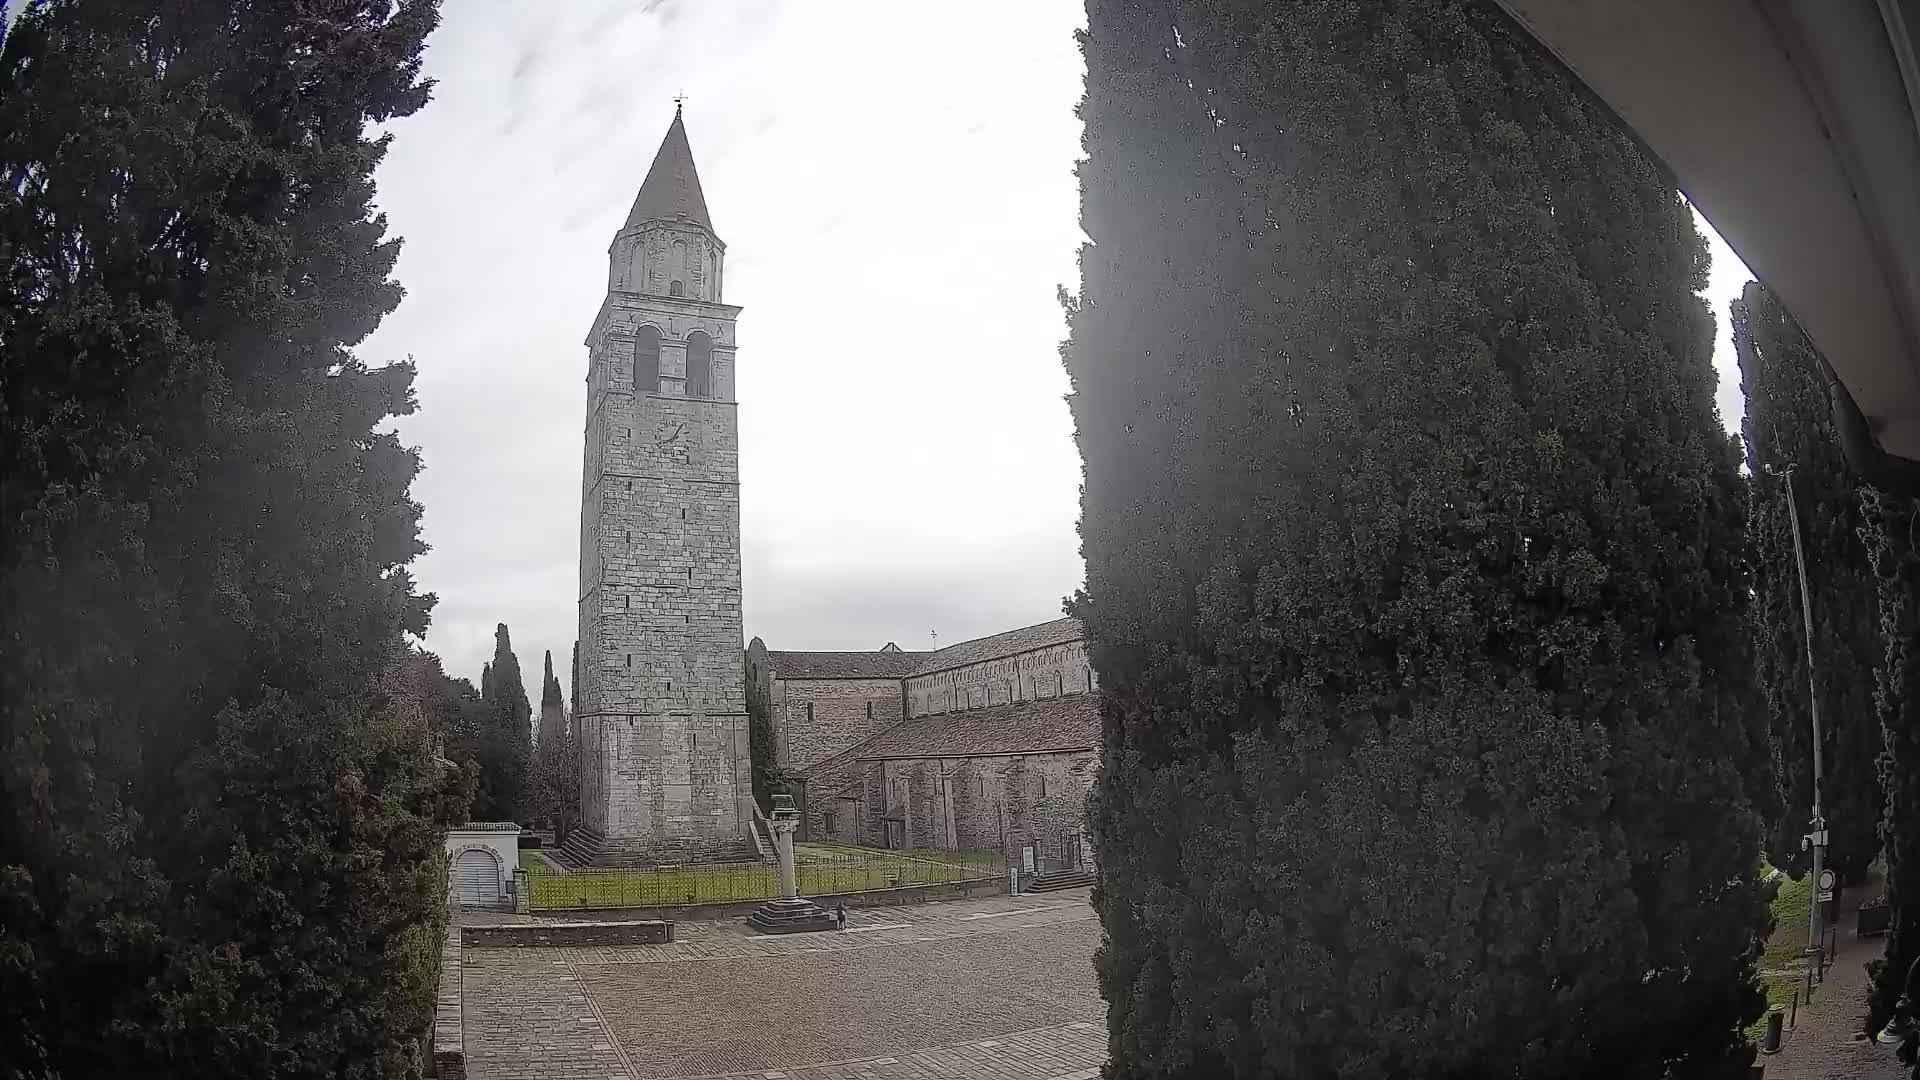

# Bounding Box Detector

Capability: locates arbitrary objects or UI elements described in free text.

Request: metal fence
[525,846,1007,911]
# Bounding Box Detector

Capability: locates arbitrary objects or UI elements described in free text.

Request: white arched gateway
[444,823,520,911]
[454,848,501,908]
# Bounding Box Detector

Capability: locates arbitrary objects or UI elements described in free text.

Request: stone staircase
[555,826,763,869]
[555,826,607,868]
[748,805,776,862]
[1024,867,1095,893]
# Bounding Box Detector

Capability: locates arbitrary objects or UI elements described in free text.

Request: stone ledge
[432,924,465,1079]
[460,919,676,948]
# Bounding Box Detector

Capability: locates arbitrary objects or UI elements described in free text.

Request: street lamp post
[1767,462,1829,967]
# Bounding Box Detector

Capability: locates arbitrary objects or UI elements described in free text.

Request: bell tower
[572,107,752,864]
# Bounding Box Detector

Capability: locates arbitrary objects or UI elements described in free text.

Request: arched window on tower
[634,324,661,394]
[686,330,713,399]
[669,280,685,297]
[670,238,688,297]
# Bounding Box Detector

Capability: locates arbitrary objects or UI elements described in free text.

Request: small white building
[444,822,520,910]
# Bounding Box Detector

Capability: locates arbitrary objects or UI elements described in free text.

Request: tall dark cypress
[1865,488,1920,1031]
[474,623,531,821]
[1066,2,1770,1075]
[0,2,450,1076]
[1733,281,1880,883]
[745,637,777,810]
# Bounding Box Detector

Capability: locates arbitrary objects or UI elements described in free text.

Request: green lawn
[518,849,549,872]
[1747,868,1817,1040]
[1764,871,1814,969]
[525,847,1003,910]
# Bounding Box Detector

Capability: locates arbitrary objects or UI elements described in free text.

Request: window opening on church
[625,654,631,668]
[670,279,685,297]
[634,324,662,394]
[686,330,713,398]
[623,595,629,609]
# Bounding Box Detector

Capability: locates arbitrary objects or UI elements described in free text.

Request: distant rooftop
[851,694,1100,761]
[908,617,1083,677]
[766,649,926,680]
[764,618,1085,682]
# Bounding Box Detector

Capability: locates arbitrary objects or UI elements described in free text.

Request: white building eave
[1495,0,1920,486]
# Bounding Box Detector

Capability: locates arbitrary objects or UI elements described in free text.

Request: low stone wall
[432,925,464,1080]
[538,874,1005,924]
[461,919,676,948]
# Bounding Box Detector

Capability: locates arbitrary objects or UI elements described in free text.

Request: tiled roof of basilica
[766,650,926,680]
[906,617,1084,677]
[860,694,1102,764]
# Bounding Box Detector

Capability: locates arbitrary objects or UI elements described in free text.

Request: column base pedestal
[746,896,839,935]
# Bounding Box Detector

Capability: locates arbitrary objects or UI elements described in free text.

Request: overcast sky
[360,1,1753,696]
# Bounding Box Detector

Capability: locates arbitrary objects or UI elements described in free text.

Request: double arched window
[634,325,661,394]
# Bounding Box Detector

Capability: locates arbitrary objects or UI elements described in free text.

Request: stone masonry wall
[576,248,750,854]
[594,712,750,858]
[770,677,906,773]
[460,919,675,948]
[905,640,1097,719]
[867,751,1096,862]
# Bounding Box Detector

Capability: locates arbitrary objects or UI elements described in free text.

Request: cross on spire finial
[673,91,686,116]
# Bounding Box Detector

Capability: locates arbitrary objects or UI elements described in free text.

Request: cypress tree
[0,2,449,1076]
[538,649,564,753]
[532,650,573,840]
[745,637,777,810]
[472,622,530,821]
[1733,281,1880,883]
[1865,488,1920,1031]
[1066,2,1769,1075]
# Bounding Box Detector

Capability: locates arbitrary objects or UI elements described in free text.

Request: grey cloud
[360,1,1749,704]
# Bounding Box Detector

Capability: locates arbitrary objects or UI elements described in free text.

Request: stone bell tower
[570,106,752,865]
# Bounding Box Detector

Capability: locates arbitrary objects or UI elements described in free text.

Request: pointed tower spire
[625,108,712,232]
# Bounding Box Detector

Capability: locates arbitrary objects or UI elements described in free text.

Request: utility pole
[1768,462,1829,967]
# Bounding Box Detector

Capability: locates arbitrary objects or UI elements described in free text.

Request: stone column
[773,813,798,899]
[745,794,837,934]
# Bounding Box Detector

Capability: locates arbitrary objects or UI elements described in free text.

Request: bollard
[1760,1005,1786,1054]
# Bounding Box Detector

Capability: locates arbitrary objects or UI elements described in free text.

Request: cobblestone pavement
[1765,925,1905,1080]
[461,890,1106,1080]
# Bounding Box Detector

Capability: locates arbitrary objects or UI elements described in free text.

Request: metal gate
[455,849,500,909]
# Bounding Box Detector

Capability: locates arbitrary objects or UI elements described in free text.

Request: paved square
[460,892,1106,1079]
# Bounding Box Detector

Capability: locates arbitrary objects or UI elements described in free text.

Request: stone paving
[460,891,1106,1080]
[1764,923,1905,1080]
